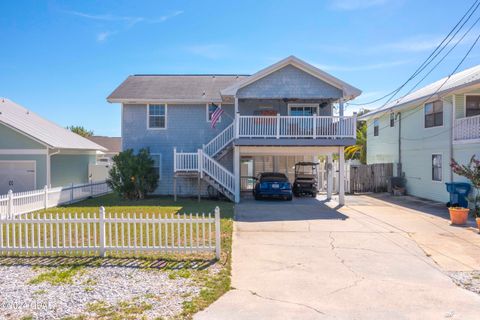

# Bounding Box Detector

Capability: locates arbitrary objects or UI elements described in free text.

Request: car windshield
[260,173,288,182]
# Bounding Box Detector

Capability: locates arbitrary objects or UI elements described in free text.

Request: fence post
[214,206,221,260]
[7,190,13,219]
[44,185,48,209]
[99,206,106,257]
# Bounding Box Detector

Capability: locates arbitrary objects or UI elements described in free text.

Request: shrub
[451,155,480,217]
[107,148,159,199]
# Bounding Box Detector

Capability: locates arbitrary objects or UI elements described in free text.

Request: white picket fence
[0,181,111,220]
[0,206,221,259]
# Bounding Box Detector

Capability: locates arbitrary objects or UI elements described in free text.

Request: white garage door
[0,161,36,195]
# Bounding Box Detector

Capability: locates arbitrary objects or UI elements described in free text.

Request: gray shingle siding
[122,103,234,195]
[237,65,343,99]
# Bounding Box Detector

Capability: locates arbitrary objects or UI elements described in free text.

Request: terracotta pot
[448,207,469,225]
[477,217,480,231]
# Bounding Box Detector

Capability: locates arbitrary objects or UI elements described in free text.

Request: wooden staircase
[174,123,236,202]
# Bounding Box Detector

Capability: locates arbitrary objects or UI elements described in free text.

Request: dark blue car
[253,172,293,201]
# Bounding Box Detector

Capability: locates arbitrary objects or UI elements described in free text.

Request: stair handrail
[200,151,235,194]
[203,123,235,157]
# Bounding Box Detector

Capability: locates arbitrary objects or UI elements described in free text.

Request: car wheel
[254,195,261,201]
[286,196,293,201]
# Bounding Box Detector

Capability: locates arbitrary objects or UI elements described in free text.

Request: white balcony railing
[236,115,356,139]
[454,114,480,142]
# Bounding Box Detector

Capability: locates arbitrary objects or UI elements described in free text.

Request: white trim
[423,100,444,130]
[206,103,222,123]
[287,103,319,116]
[0,160,37,190]
[463,93,480,118]
[147,104,167,130]
[0,149,47,155]
[431,153,443,182]
[108,98,222,104]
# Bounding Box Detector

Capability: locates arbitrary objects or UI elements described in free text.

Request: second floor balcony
[235,114,357,140]
[454,114,480,143]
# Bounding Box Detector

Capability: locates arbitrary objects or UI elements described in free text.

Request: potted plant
[451,156,480,228]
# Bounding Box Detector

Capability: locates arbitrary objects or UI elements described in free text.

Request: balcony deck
[454,114,480,143]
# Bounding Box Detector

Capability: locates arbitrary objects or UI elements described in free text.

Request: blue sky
[1,0,479,136]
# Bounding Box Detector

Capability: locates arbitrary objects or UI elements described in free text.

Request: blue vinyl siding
[0,123,45,149]
[50,154,96,187]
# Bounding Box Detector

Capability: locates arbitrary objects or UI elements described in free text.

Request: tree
[344,109,369,164]
[107,148,159,200]
[67,125,94,137]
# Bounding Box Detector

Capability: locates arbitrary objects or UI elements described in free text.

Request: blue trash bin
[445,182,471,208]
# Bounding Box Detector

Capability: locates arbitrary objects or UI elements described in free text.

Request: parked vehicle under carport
[253,172,293,201]
[293,162,319,197]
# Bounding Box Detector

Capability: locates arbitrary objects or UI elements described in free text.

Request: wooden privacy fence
[0,207,221,259]
[350,163,393,193]
[0,181,111,219]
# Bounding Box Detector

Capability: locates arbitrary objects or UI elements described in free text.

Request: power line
[347,0,480,107]
[371,26,480,140]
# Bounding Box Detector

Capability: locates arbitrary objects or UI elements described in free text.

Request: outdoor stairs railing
[174,123,236,202]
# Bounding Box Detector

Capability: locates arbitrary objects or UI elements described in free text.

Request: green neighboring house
[0,98,106,194]
[360,65,480,203]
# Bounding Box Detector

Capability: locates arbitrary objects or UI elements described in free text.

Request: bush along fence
[0,206,221,259]
[0,181,111,219]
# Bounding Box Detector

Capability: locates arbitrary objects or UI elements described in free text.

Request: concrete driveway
[195,195,480,320]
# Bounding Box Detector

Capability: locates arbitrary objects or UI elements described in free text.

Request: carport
[237,145,346,204]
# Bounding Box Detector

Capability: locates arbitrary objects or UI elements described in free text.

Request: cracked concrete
[194,195,480,320]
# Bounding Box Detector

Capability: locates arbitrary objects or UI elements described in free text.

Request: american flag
[210,104,223,128]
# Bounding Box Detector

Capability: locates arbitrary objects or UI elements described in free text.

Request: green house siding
[0,123,46,149]
[454,88,480,119]
[50,154,96,187]
[0,154,47,189]
[367,96,457,203]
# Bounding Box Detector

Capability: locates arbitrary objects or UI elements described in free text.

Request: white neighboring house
[86,136,121,181]
[360,65,480,203]
[0,98,106,194]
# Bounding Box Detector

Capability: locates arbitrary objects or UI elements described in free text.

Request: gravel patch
[448,271,480,295]
[0,265,202,319]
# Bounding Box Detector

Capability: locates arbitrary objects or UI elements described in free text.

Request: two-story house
[107,56,361,203]
[360,65,480,203]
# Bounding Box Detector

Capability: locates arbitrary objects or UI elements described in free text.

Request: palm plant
[345,122,366,164]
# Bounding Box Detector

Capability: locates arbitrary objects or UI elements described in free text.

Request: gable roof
[221,56,362,100]
[360,64,480,120]
[86,136,121,153]
[107,75,249,103]
[0,98,106,151]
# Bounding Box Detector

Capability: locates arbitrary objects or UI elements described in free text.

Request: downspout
[47,149,60,187]
[395,112,402,177]
[449,95,455,182]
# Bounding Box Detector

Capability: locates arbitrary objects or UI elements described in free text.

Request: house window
[390,113,395,127]
[373,119,379,136]
[148,104,166,129]
[288,104,319,116]
[432,154,442,181]
[151,153,161,180]
[465,95,480,117]
[424,100,443,128]
[206,103,222,122]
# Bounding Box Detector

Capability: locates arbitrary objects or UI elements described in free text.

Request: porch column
[339,99,344,116]
[338,147,345,205]
[326,154,333,200]
[233,146,240,203]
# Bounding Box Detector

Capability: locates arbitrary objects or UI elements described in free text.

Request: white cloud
[186,44,228,59]
[96,31,113,42]
[329,0,390,10]
[316,59,411,72]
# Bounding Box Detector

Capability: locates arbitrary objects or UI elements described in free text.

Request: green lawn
[1,194,235,319]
